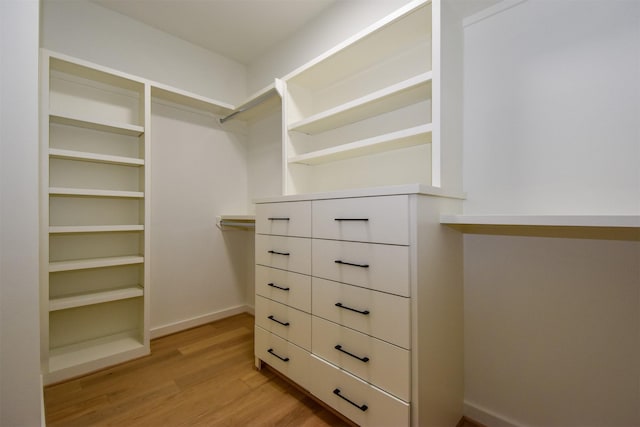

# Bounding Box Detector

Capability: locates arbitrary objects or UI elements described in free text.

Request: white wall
[462,1,640,426]
[0,0,43,425]
[41,0,247,105]
[247,0,411,93]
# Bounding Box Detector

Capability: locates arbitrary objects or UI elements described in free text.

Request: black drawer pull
[268,250,290,256]
[267,348,289,362]
[335,302,370,315]
[267,315,290,326]
[334,218,369,221]
[333,388,368,412]
[334,260,369,268]
[334,344,369,363]
[268,217,290,221]
[267,282,290,291]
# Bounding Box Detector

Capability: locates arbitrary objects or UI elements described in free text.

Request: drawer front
[312,239,409,297]
[256,201,311,237]
[312,317,410,402]
[255,326,311,390]
[255,234,311,275]
[255,295,311,350]
[312,196,409,245]
[308,354,410,427]
[255,265,311,313]
[312,278,410,349]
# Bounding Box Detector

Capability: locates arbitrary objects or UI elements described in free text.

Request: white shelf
[49,148,144,166]
[288,72,432,135]
[50,113,144,137]
[49,286,144,312]
[49,255,144,272]
[440,215,640,228]
[49,225,144,234]
[48,331,145,373]
[49,187,144,198]
[289,124,432,165]
[150,84,234,116]
[220,83,281,123]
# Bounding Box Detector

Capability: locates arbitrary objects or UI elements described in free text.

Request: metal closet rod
[219,87,278,124]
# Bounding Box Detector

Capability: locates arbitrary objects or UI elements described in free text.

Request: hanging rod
[216,215,256,231]
[219,86,279,124]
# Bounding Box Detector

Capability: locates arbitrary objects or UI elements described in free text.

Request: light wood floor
[45,313,476,427]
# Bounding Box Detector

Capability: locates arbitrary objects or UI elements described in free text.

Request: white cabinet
[281,0,462,196]
[255,187,463,426]
[40,51,151,384]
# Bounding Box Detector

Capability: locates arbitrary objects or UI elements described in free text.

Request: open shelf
[288,72,432,135]
[49,148,144,166]
[49,286,144,312]
[49,255,144,272]
[49,187,144,198]
[49,225,144,234]
[220,83,281,124]
[50,113,144,137]
[150,84,235,116]
[289,124,432,165]
[48,331,145,373]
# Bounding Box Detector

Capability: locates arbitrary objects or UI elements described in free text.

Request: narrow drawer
[256,201,311,237]
[312,196,409,244]
[255,265,311,313]
[312,317,410,402]
[255,234,311,275]
[255,325,311,390]
[255,295,311,350]
[308,354,410,427]
[312,277,410,349]
[312,239,409,297]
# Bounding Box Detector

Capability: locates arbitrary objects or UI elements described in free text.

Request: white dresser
[254,185,463,426]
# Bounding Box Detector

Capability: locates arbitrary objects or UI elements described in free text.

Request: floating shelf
[49,255,144,272]
[49,148,144,166]
[289,124,432,165]
[288,72,432,135]
[49,286,144,312]
[440,215,640,240]
[49,187,144,198]
[49,225,144,234]
[50,113,144,137]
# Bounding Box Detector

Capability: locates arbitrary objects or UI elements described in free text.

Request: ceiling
[91,0,337,65]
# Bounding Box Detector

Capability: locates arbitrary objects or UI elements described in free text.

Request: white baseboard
[464,400,525,427]
[150,305,252,339]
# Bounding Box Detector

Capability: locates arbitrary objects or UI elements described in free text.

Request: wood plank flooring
[45,313,475,427]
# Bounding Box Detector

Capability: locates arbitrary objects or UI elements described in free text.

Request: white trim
[150,305,252,339]
[464,400,526,427]
[463,0,527,28]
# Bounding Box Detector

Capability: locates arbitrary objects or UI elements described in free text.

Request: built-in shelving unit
[281,0,459,196]
[40,50,151,384]
[440,214,640,240]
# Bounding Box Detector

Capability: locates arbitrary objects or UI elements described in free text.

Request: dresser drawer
[255,295,311,351]
[308,354,409,427]
[312,196,409,245]
[312,239,409,297]
[312,278,410,349]
[255,326,311,390]
[312,317,410,402]
[256,201,311,237]
[255,265,311,313]
[255,234,311,275]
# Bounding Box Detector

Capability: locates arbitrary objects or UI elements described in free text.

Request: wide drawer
[312,239,409,297]
[255,295,311,351]
[312,317,410,402]
[255,234,311,275]
[308,354,410,427]
[312,196,409,245]
[312,278,410,349]
[256,201,311,237]
[255,326,311,390]
[255,265,311,313]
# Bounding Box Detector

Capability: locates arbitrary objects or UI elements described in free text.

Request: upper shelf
[219,83,281,124]
[440,215,640,240]
[150,84,234,117]
[289,72,432,135]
